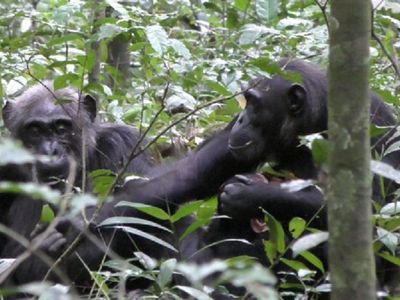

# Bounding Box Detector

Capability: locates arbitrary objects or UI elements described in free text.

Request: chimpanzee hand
[219,174,272,220]
[14,226,67,284]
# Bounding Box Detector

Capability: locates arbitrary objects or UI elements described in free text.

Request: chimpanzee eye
[27,123,43,137]
[55,121,72,135]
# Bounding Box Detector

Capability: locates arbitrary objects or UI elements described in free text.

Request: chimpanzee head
[228,59,328,163]
[2,82,97,184]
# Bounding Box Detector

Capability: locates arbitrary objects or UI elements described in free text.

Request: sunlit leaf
[115,226,177,252]
[157,258,177,288]
[116,201,170,220]
[176,285,212,300]
[292,232,329,257]
[99,216,172,233]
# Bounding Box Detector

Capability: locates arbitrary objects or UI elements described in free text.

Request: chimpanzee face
[2,83,97,184]
[228,76,307,163]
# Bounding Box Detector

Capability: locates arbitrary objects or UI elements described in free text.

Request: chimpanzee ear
[83,95,97,122]
[2,101,16,129]
[287,83,306,115]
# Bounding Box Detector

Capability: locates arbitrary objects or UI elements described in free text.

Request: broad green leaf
[97,24,125,41]
[289,217,306,238]
[89,169,116,199]
[292,232,329,257]
[171,200,203,223]
[377,227,399,255]
[235,0,250,11]
[378,252,400,266]
[255,0,279,22]
[170,39,191,59]
[263,210,286,254]
[299,251,325,273]
[99,216,172,233]
[116,201,170,220]
[371,160,400,183]
[40,204,55,223]
[380,201,400,216]
[264,240,277,263]
[145,25,169,56]
[205,80,231,96]
[157,258,177,288]
[280,258,308,271]
[53,74,80,91]
[312,138,329,165]
[179,217,209,241]
[115,226,177,252]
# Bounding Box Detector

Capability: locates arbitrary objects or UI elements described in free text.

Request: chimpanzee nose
[40,141,62,156]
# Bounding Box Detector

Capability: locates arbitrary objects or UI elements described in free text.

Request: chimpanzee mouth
[228,140,253,151]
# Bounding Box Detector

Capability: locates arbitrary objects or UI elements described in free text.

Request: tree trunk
[327,1,376,300]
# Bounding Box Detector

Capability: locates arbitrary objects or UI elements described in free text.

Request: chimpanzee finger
[234,174,255,185]
[47,236,67,254]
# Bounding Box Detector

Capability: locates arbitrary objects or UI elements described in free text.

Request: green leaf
[263,210,286,254]
[281,258,308,271]
[40,204,55,223]
[380,201,400,216]
[291,232,329,257]
[235,0,250,11]
[227,8,240,29]
[115,225,177,252]
[99,216,172,233]
[378,252,400,266]
[377,227,399,255]
[97,24,125,41]
[264,240,277,264]
[371,160,400,184]
[312,138,329,165]
[255,0,279,21]
[170,39,191,59]
[205,80,231,96]
[370,124,392,138]
[289,217,306,238]
[89,169,116,199]
[145,25,169,56]
[175,285,212,300]
[157,258,176,288]
[116,201,170,220]
[171,201,203,223]
[179,217,210,241]
[53,73,80,91]
[299,251,325,273]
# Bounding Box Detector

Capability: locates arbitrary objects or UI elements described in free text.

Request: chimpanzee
[0,81,155,287]
[2,81,154,189]
[219,59,398,227]
[85,59,397,294]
